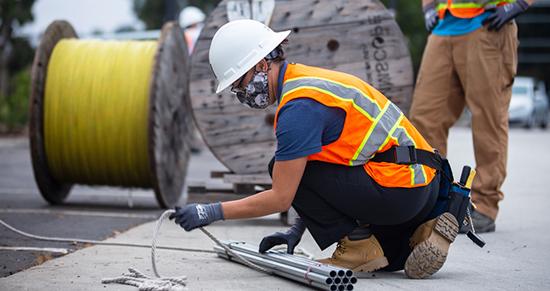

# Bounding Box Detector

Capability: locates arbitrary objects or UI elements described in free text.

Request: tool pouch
[447,184,471,227]
[427,156,472,226]
[427,157,454,220]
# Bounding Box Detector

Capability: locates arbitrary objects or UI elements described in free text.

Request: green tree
[0,0,35,97]
[381,0,428,74]
[133,0,219,30]
[0,68,30,132]
[133,0,165,29]
[132,0,426,73]
[115,25,137,33]
[0,0,35,133]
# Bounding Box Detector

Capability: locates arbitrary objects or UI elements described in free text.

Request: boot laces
[333,240,347,258]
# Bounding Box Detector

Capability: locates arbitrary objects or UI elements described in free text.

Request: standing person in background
[179,6,206,153]
[179,6,205,54]
[409,0,534,233]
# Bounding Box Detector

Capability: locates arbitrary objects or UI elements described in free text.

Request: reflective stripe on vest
[436,0,515,9]
[282,76,382,121]
[350,101,400,166]
[436,0,516,18]
[390,123,427,185]
[281,75,426,187]
[281,77,393,165]
[276,63,436,188]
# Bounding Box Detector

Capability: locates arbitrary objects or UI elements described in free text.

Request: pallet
[187,171,297,225]
[188,171,271,195]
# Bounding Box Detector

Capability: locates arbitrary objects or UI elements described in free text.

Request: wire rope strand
[151,210,175,278]
[0,212,271,275]
[0,218,215,254]
[1,209,276,285]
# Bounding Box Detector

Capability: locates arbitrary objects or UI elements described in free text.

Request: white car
[508,77,549,129]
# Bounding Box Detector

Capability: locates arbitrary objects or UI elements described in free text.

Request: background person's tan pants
[409,22,518,221]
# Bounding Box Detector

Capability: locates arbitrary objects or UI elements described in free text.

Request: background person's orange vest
[435,0,516,19]
[274,63,437,188]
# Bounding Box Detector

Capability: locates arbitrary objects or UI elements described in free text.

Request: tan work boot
[317,235,389,272]
[405,212,459,279]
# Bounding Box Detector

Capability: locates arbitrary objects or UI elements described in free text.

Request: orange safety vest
[274,63,437,188]
[435,0,516,19]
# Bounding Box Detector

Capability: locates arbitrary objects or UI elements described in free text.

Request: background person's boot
[459,209,496,233]
[405,212,459,279]
[317,235,389,272]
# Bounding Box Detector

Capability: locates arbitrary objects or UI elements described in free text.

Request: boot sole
[352,256,389,273]
[404,212,459,279]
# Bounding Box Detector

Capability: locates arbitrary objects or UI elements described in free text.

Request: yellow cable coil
[44,39,158,187]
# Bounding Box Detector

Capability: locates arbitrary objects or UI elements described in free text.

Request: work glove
[259,218,306,254]
[484,0,529,31]
[169,203,224,231]
[423,2,439,32]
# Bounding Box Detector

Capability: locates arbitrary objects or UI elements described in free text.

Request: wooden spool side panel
[197,0,389,38]
[149,22,191,208]
[193,4,413,109]
[29,20,77,204]
[190,0,413,174]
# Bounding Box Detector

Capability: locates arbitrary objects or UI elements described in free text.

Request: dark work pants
[269,159,440,271]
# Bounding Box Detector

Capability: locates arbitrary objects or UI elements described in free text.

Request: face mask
[235,71,271,109]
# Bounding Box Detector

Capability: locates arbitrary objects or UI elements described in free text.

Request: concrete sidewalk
[1,127,549,290]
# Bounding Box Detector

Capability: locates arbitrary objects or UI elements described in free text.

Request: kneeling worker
[170,19,460,279]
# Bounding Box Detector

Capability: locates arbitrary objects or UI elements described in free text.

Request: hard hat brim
[215,29,291,94]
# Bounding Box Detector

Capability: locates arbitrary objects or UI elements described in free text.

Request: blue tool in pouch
[455,166,486,248]
[429,162,486,248]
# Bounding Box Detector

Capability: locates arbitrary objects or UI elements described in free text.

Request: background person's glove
[484,0,529,31]
[423,2,439,32]
[259,218,306,254]
[169,203,224,231]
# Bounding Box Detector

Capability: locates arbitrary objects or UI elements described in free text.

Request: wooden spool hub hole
[327,39,339,52]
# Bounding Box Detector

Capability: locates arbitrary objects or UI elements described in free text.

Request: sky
[19,0,143,38]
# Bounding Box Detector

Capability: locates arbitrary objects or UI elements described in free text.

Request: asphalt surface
[1,126,550,290]
[0,137,229,278]
[0,137,160,277]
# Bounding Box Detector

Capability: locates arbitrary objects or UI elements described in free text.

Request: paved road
[1,127,549,290]
[0,137,229,277]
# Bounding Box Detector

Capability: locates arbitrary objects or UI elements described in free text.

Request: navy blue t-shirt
[274,61,346,161]
[275,99,346,161]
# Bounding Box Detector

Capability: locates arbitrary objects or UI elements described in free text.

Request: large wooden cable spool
[190,0,414,175]
[29,20,192,208]
[149,22,193,208]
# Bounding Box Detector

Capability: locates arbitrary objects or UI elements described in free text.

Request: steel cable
[0,210,330,290]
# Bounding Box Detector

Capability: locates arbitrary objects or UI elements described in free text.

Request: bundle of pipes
[214,241,357,290]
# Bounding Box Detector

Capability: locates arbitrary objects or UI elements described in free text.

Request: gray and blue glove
[169,203,224,231]
[423,2,439,32]
[484,0,529,31]
[259,218,306,254]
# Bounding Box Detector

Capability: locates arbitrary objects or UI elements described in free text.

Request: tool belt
[371,146,456,221]
[371,146,485,247]
[370,145,444,172]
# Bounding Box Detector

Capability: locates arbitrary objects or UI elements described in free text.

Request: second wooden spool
[190,0,414,175]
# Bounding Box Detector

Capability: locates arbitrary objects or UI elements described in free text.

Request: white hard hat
[179,6,205,29]
[209,19,290,94]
